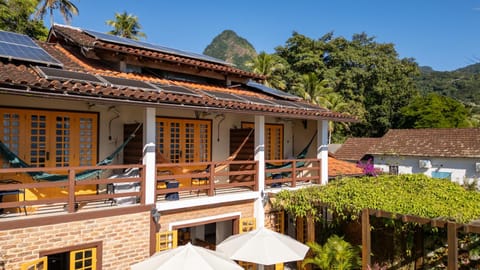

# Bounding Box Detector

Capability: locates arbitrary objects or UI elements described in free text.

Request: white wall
[2,94,319,166]
[374,154,480,184]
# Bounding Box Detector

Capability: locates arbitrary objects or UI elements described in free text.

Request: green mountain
[415,63,480,113]
[203,30,257,71]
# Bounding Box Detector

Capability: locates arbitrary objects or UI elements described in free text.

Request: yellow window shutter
[239,217,256,233]
[20,257,48,270]
[273,211,285,233]
[156,230,178,252]
[69,248,97,270]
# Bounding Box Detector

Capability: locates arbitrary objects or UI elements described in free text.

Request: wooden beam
[447,221,458,270]
[307,215,315,243]
[414,226,424,269]
[362,209,371,269]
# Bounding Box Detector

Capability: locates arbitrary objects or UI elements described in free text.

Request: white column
[254,115,265,228]
[143,107,156,204]
[317,119,329,185]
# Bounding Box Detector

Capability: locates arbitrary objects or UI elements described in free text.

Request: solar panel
[0,31,38,47]
[270,99,303,109]
[37,66,105,84]
[202,90,246,102]
[0,30,63,67]
[83,29,231,66]
[101,75,158,90]
[236,95,277,106]
[152,83,202,97]
[247,80,301,101]
[296,101,328,111]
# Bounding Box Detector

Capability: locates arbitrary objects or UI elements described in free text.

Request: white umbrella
[131,242,243,270]
[216,227,310,266]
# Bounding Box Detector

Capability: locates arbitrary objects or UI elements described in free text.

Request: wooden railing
[265,158,321,188]
[0,164,145,215]
[155,160,259,198]
[0,157,321,216]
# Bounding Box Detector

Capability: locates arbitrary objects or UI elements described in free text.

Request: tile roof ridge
[52,23,82,32]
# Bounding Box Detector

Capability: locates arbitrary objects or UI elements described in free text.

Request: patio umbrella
[131,242,243,270]
[216,227,310,266]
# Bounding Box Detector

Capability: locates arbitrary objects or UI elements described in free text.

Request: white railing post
[317,120,329,185]
[254,115,265,228]
[143,107,156,204]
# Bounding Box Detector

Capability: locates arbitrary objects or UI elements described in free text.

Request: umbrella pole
[258,265,264,270]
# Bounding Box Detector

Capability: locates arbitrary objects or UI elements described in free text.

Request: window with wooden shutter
[70,248,96,270]
[241,123,283,160]
[239,217,256,233]
[156,118,211,163]
[0,108,98,169]
[272,211,285,234]
[156,230,178,252]
[20,257,47,270]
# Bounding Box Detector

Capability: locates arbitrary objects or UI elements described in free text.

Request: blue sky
[52,0,480,71]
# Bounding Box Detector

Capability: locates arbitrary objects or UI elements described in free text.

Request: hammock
[0,123,142,181]
[266,131,317,174]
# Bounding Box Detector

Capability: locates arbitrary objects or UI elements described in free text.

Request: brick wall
[0,211,150,270]
[159,201,254,231]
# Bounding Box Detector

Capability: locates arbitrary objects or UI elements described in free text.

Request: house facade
[0,25,355,270]
[339,129,480,184]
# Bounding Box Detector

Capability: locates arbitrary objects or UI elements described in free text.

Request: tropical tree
[291,72,350,142]
[275,31,419,138]
[245,51,288,90]
[398,92,472,128]
[292,72,330,103]
[106,11,146,40]
[35,0,79,27]
[0,0,48,40]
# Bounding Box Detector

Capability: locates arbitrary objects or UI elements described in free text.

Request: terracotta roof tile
[368,128,480,158]
[334,137,381,161]
[50,25,264,80]
[328,155,363,177]
[0,29,357,122]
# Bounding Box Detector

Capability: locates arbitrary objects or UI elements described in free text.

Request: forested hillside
[415,64,480,113]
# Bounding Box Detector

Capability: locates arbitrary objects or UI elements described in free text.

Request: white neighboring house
[367,128,480,184]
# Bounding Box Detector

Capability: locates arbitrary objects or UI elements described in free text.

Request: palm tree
[245,52,287,90]
[106,11,146,40]
[292,72,331,103]
[293,73,350,143]
[322,93,350,143]
[35,0,79,26]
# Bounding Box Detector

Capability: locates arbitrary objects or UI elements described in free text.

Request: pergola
[361,208,480,270]
[271,174,480,270]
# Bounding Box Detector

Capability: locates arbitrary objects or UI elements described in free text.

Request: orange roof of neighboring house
[328,155,363,178]
[334,137,381,162]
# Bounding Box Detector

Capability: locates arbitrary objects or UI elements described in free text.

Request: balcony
[0,158,321,218]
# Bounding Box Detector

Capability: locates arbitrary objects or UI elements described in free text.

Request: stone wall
[0,211,150,270]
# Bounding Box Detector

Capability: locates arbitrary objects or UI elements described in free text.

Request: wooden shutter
[156,230,178,252]
[0,108,97,169]
[20,257,47,270]
[239,217,256,233]
[156,118,211,163]
[69,248,97,270]
[272,211,285,233]
[240,123,283,160]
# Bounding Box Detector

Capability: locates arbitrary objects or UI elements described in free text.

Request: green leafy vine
[273,174,480,224]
